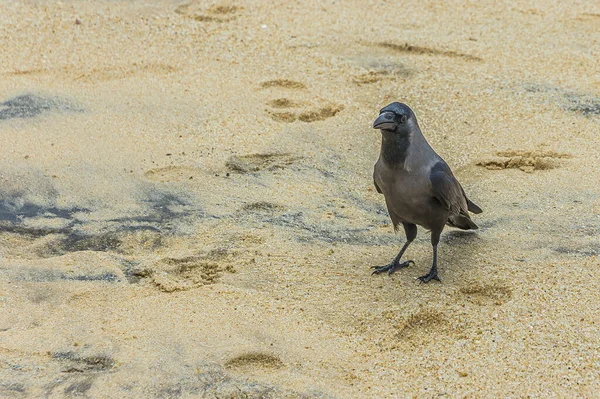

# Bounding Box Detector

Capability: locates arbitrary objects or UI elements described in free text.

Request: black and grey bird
[371,102,482,282]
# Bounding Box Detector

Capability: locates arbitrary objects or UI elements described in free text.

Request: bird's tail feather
[447,214,479,230]
[467,199,483,214]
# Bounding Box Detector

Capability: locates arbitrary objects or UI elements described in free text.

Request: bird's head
[373,102,416,135]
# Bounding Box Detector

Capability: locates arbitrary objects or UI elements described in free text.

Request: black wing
[429,162,467,215]
[430,162,480,229]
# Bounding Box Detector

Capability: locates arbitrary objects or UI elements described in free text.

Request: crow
[371,102,482,282]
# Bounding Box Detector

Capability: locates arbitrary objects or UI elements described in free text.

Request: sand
[0,0,599,397]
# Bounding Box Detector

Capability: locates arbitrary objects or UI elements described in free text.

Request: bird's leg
[372,223,416,275]
[418,231,441,283]
[371,241,414,275]
[417,244,440,282]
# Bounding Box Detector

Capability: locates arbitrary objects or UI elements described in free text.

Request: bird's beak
[373,112,396,130]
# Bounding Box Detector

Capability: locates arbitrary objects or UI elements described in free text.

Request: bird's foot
[417,272,440,283]
[371,260,414,275]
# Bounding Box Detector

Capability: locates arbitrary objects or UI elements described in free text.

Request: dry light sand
[1,0,600,397]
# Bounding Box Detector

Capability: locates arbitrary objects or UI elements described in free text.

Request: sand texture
[1,0,600,397]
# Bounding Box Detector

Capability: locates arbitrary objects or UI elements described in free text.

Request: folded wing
[429,162,480,230]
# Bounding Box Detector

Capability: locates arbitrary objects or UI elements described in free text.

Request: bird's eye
[400,115,408,124]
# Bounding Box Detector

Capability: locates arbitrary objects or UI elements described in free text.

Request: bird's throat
[381,132,410,167]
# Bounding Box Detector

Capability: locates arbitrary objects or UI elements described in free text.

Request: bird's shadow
[439,229,485,277]
[443,230,481,242]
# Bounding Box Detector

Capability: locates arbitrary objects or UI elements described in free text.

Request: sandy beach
[1,0,599,397]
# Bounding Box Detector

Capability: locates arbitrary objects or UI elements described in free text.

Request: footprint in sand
[144,166,204,183]
[175,2,241,22]
[225,352,284,372]
[396,309,458,341]
[265,98,300,122]
[376,41,482,61]
[352,71,390,85]
[350,61,412,86]
[568,13,600,30]
[52,352,116,373]
[260,79,345,123]
[225,153,301,173]
[296,105,344,122]
[477,150,572,173]
[267,104,343,123]
[458,283,513,306]
[148,251,236,292]
[260,79,306,89]
[4,63,178,82]
[239,201,285,213]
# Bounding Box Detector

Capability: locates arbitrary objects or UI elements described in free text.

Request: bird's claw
[417,273,440,283]
[371,260,414,275]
